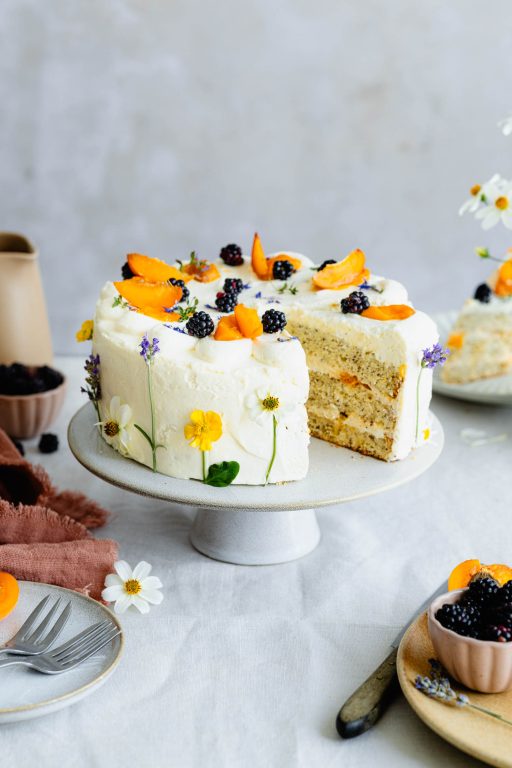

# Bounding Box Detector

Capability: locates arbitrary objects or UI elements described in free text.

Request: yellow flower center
[470,184,481,197]
[495,196,509,211]
[262,395,279,412]
[124,579,142,595]
[423,428,431,441]
[104,420,120,437]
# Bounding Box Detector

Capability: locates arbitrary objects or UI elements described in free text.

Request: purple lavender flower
[421,343,450,369]
[81,353,101,402]
[139,334,160,364]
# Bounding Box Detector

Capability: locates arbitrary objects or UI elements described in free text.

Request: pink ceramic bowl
[428,589,512,693]
[0,377,67,439]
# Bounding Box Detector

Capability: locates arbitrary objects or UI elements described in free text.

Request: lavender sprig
[135,334,162,471]
[139,334,160,365]
[415,344,450,442]
[415,660,512,725]
[81,353,102,423]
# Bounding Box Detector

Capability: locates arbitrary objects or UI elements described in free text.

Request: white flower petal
[118,404,132,428]
[110,395,121,417]
[114,560,133,581]
[102,584,125,602]
[113,593,132,614]
[132,561,152,580]
[139,587,163,605]
[104,573,124,588]
[141,575,162,589]
[131,595,151,614]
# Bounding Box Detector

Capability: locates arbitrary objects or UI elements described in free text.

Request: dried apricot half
[361,305,416,321]
[448,559,512,591]
[0,572,19,620]
[312,249,369,290]
[127,253,192,284]
[113,278,182,310]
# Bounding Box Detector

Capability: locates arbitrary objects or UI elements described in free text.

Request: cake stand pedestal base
[190,507,320,565]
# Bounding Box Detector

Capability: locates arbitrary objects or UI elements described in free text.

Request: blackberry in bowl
[428,584,512,693]
[0,363,66,439]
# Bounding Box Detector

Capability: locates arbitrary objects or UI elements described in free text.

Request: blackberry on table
[340,291,370,315]
[39,433,59,454]
[168,277,190,302]
[318,259,336,272]
[272,260,295,281]
[262,309,287,334]
[220,244,244,267]
[186,311,214,339]
[215,292,238,313]
[121,261,134,280]
[223,278,244,295]
[474,283,492,303]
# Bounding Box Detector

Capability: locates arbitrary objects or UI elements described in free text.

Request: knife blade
[335,580,448,739]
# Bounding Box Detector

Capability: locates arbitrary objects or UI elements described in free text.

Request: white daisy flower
[245,388,294,425]
[475,177,512,230]
[101,560,163,615]
[459,174,505,216]
[97,396,133,454]
[498,114,512,137]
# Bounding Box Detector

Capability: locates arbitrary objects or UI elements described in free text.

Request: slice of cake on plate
[85,238,438,485]
[442,256,512,384]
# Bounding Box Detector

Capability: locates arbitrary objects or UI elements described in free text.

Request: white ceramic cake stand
[68,403,444,566]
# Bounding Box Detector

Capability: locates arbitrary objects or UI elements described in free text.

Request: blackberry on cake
[340,291,370,315]
[220,243,244,267]
[223,278,244,295]
[262,309,287,334]
[121,261,134,280]
[186,311,215,338]
[215,292,238,312]
[474,283,492,303]
[168,277,190,302]
[272,260,295,281]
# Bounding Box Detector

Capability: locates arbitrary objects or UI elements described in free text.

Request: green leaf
[134,423,154,449]
[204,461,240,487]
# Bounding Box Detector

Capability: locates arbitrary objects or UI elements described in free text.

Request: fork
[0,619,120,674]
[0,595,72,657]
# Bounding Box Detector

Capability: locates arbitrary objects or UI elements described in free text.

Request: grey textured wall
[1,0,511,353]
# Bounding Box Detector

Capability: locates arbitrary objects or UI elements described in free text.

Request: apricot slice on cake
[251,233,269,279]
[127,253,192,284]
[313,249,369,290]
[214,314,244,341]
[113,278,182,309]
[234,304,263,339]
[448,559,512,591]
[361,304,416,321]
[181,254,221,283]
[0,572,19,620]
[137,306,180,323]
[494,259,512,297]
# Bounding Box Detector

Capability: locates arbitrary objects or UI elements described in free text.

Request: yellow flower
[184,410,222,452]
[76,319,94,342]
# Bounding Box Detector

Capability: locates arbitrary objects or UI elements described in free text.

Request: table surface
[4,356,510,768]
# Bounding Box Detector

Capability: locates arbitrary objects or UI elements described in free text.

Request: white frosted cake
[442,258,512,384]
[84,239,438,485]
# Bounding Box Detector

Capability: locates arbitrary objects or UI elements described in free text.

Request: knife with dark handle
[336,580,448,739]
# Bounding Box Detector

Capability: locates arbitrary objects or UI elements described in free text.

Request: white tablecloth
[4,356,510,768]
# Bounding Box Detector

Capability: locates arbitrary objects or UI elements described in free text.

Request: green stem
[469,702,512,727]
[415,367,423,443]
[93,400,102,431]
[265,415,277,485]
[147,364,157,472]
[202,451,207,482]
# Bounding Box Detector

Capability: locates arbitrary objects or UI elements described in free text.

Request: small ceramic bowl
[0,377,67,439]
[428,589,512,693]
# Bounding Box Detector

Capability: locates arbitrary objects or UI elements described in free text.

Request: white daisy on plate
[498,113,512,137]
[97,395,133,454]
[475,177,512,230]
[102,560,163,614]
[245,388,295,425]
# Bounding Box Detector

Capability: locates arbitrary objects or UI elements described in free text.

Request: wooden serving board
[397,612,512,768]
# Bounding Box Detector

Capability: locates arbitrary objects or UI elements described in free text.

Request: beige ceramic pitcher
[0,232,53,365]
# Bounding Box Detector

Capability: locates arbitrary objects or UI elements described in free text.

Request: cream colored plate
[0,582,123,724]
[433,311,512,405]
[397,612,512,768]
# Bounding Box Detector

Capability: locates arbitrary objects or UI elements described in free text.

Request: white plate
[0,582,123,724]
[433,311,512,405]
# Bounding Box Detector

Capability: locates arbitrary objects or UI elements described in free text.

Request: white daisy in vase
[97,395,133,455]
[475,177,512,230]
[102,560,163,614]
[459,174,504,216]
[498,113,512,137]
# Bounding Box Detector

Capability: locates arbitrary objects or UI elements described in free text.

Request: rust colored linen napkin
[0,429,117,599]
